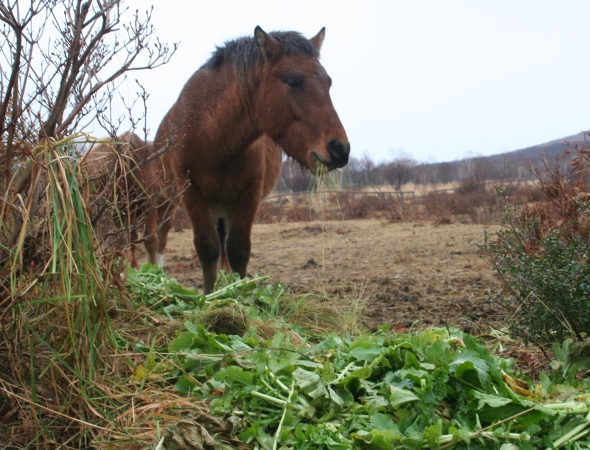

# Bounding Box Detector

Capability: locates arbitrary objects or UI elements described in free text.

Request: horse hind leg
[143,212,159,266]
[157,210,174,268]
[129,228,140,268]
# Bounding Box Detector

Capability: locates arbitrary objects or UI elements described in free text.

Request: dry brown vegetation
[252,179,538,225]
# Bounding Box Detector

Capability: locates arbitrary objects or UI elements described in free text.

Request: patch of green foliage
[127,263,205,313]
[481,196,590,348]
[167,324,590,449]
[128,265,590,450]
[127,263,280,317]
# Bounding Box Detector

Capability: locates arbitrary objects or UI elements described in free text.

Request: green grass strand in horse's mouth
[312,153,333,174]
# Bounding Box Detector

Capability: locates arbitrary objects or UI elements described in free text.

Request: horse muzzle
[314,139,350,170]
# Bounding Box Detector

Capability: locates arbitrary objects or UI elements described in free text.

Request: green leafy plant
[482,202,590,348]
[165,318,590,449]
[120,262,590,449]
[481,146,590,349]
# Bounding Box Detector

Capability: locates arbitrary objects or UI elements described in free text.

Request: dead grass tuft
[0,136,207,449]
[198,306,249,335]
[276,291,367,337]
[195,290,367,344]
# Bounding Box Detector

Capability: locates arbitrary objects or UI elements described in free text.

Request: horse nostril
[326,139,350,167]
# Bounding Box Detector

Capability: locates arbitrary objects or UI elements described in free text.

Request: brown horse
[152,26,350,293]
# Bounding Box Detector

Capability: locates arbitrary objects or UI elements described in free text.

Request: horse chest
[189,160,263,205]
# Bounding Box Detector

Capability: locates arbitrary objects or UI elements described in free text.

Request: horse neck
[187,69,262,160]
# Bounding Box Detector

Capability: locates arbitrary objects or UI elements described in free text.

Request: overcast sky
[124,1,590,163]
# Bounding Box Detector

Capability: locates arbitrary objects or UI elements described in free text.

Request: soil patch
[137,219,503,333]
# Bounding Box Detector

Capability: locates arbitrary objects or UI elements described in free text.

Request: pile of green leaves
[126,263,204,314]
[127,264,280,317]
[167,323,590,449]
[126,265,590,449]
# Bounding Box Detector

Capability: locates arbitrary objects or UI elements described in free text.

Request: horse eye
[285,77,303,89]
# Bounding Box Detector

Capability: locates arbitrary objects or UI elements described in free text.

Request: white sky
[124,0,590,163]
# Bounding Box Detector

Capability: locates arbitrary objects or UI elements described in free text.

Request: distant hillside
[410,131,590,185]
[487,131,589,164]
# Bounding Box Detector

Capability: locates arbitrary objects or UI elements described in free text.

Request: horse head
[253,27,350,172]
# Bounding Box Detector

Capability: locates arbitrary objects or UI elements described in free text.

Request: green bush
[482,191,590,348]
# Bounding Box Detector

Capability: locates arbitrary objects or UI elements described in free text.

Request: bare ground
[137,219,504,333]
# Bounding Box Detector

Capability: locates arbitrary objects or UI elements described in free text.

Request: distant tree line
[276,152,536,193]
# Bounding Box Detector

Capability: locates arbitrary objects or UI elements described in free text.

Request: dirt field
[138,219,504,333]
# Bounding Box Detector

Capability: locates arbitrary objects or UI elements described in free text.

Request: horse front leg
[226,191,261,279]
[183,191,220,294]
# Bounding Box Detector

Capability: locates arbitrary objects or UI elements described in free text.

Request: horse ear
[310,27,326,53]
[255,26,281,62]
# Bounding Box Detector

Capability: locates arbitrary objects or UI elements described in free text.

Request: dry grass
[275,291,367,337]
[196,290,367,343]
[0,136,210,449]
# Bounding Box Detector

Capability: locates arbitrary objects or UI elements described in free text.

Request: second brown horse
[150,26,350,294]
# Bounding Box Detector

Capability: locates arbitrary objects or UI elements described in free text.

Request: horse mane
[203,31,320,102]
[204,31,319,70]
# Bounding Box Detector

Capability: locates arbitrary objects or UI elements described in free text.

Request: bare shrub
[381,153,416,195]
[1,0,177,274]
[256,202,282,224]
[448,189,500,224]
[457,176,486,195]
[385,202,405,222]
[510,183,545,204]
[421,191,453,224]
[337,193,381,219]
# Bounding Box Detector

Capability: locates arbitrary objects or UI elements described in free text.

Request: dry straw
[0,135,204,448]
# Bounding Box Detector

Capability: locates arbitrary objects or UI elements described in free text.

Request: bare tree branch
[1,0,177,170]
[0,0,178,272]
